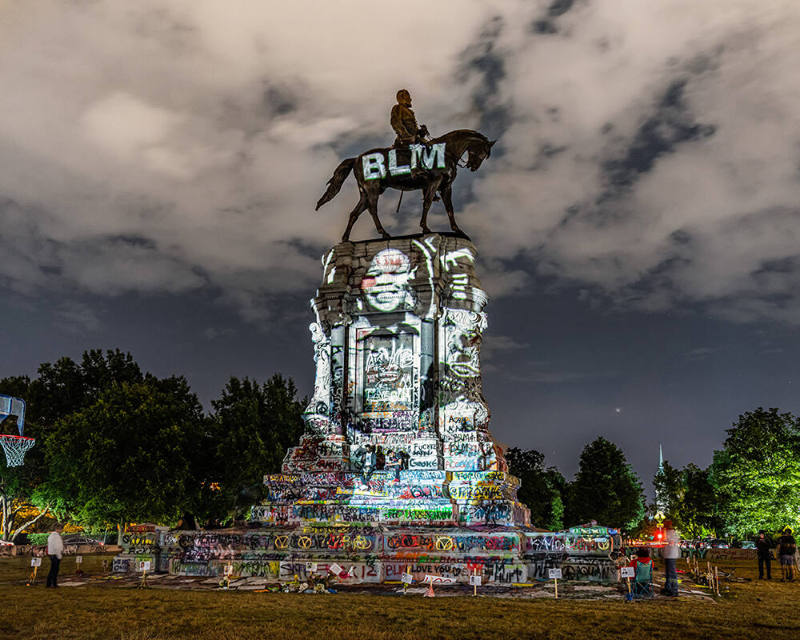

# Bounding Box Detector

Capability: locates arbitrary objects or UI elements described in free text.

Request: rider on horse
[390,89,430,148]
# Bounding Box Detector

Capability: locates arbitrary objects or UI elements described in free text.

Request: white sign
[30,557,42,567]
[423,574,457,584]
[139,561,151,572]
[401,573,413,585]
[620,566,635,579]
[469,575,482,586]
[548,568,562,580]
[224,564,234,576]
[328,563,343,576]
[75,555,83,564]
[305,562,317,573]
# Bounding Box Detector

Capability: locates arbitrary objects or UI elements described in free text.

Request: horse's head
[466,138,496,171]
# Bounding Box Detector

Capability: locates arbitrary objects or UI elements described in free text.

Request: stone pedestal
[260,233,529,528]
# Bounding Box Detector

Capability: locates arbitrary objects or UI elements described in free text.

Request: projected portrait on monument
[361,248,416,312]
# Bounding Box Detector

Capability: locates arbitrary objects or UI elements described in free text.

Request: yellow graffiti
[297,536,313,549]
[274,536,289,549]
[353,535,372,550]
[435,536,455,551]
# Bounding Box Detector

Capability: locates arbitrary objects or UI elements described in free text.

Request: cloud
[54,302,101,333]
[0,1,798,324]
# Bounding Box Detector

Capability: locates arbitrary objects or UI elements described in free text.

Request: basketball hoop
[0,434,35,467]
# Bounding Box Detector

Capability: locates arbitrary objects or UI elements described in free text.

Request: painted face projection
[361,249,415,312]
[362,333,414,414]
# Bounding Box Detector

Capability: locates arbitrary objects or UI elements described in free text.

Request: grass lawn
[0,554,798,639]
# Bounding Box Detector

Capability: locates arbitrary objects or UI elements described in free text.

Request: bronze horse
[316,129,495,241]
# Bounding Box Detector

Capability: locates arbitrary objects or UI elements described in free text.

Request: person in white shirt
[46,525,64,588]
[661,520,680,597]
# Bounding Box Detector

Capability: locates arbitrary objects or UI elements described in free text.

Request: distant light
[615,407,622,414]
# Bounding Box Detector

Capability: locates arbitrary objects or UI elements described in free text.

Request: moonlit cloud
[0,0,798,324]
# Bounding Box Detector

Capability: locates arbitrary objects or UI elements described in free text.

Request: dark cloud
[603,79,716,190]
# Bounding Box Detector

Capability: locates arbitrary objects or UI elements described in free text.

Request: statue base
[118,523,621,586]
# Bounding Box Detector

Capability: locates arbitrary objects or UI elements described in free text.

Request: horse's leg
[440,183,462,234]
[342,194,368,242]
[419,178,442,234]
[366,186,390,239]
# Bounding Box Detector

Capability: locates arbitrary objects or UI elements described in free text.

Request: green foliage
[710,407,800,537]
[565,436,645,531]
[200,375,305,524]
[652,461,720,538]
[27,533,49,545]
[45,376,204,527]
[506,447,566,530]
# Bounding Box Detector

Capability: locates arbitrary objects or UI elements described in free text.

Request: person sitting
[629,547,654,597]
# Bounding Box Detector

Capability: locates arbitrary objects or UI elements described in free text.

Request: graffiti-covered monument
[121,233,621,585]
[267,234,526,528]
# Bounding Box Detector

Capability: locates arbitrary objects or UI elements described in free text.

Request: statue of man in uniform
[390,89,429,147]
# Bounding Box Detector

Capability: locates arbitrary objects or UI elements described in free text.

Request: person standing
[46,525,64,588]
[777,527,797,582]
[755,530,773,579]
[661,520,680,597]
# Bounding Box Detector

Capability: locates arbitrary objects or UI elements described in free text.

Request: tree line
[507,406,800,539]
[0,349,797,540]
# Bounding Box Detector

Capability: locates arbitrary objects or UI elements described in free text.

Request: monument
[254,233,530,530]
[115,94,621,585]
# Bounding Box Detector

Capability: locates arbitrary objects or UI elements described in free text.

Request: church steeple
[655,443,666,515]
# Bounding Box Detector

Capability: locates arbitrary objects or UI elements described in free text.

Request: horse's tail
[316,158,355,210]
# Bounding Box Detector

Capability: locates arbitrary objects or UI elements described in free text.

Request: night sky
[1,1,799,489]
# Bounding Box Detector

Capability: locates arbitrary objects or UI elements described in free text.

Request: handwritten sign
[75,555,83,564]
[138,561,151,572]
[224,564,234,576]
[423,575,457,584]
[401,573,413,585]
[31,557,42,567]
[328,563,343,576]
[548,568,562,580]
[469,575,482,586]
[620,566,635,579]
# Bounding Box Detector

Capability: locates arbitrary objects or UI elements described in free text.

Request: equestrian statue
[316,89,495,241]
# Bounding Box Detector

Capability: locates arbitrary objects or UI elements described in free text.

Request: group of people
[756,527,797,581]
[349,443,409,486]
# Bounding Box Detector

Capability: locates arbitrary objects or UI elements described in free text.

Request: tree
[682,464,720,538]
[0,350,148,538]
[200,375,305,524]
[0,376,54,540]
[710,407,800,537]
[653,460,685,521]
[565,437,645,530]
[506,447,566,530]
[45,376,205,529]
[652,461,720,538]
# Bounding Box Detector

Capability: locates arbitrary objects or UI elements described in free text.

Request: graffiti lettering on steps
[448,484,505,501]
[526,534,567,554]
[280,560,381,583]
[457,503,513,526]
[112,558,131,573]
[561,557,617,582]
[385,532,518,553]
[408,458,438,469]
[410,441,437,457]
[120,533,160,555]
[564,534,613,554]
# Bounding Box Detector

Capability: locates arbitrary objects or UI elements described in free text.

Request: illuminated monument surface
[260,233,528,528]
[114,234,619,586]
